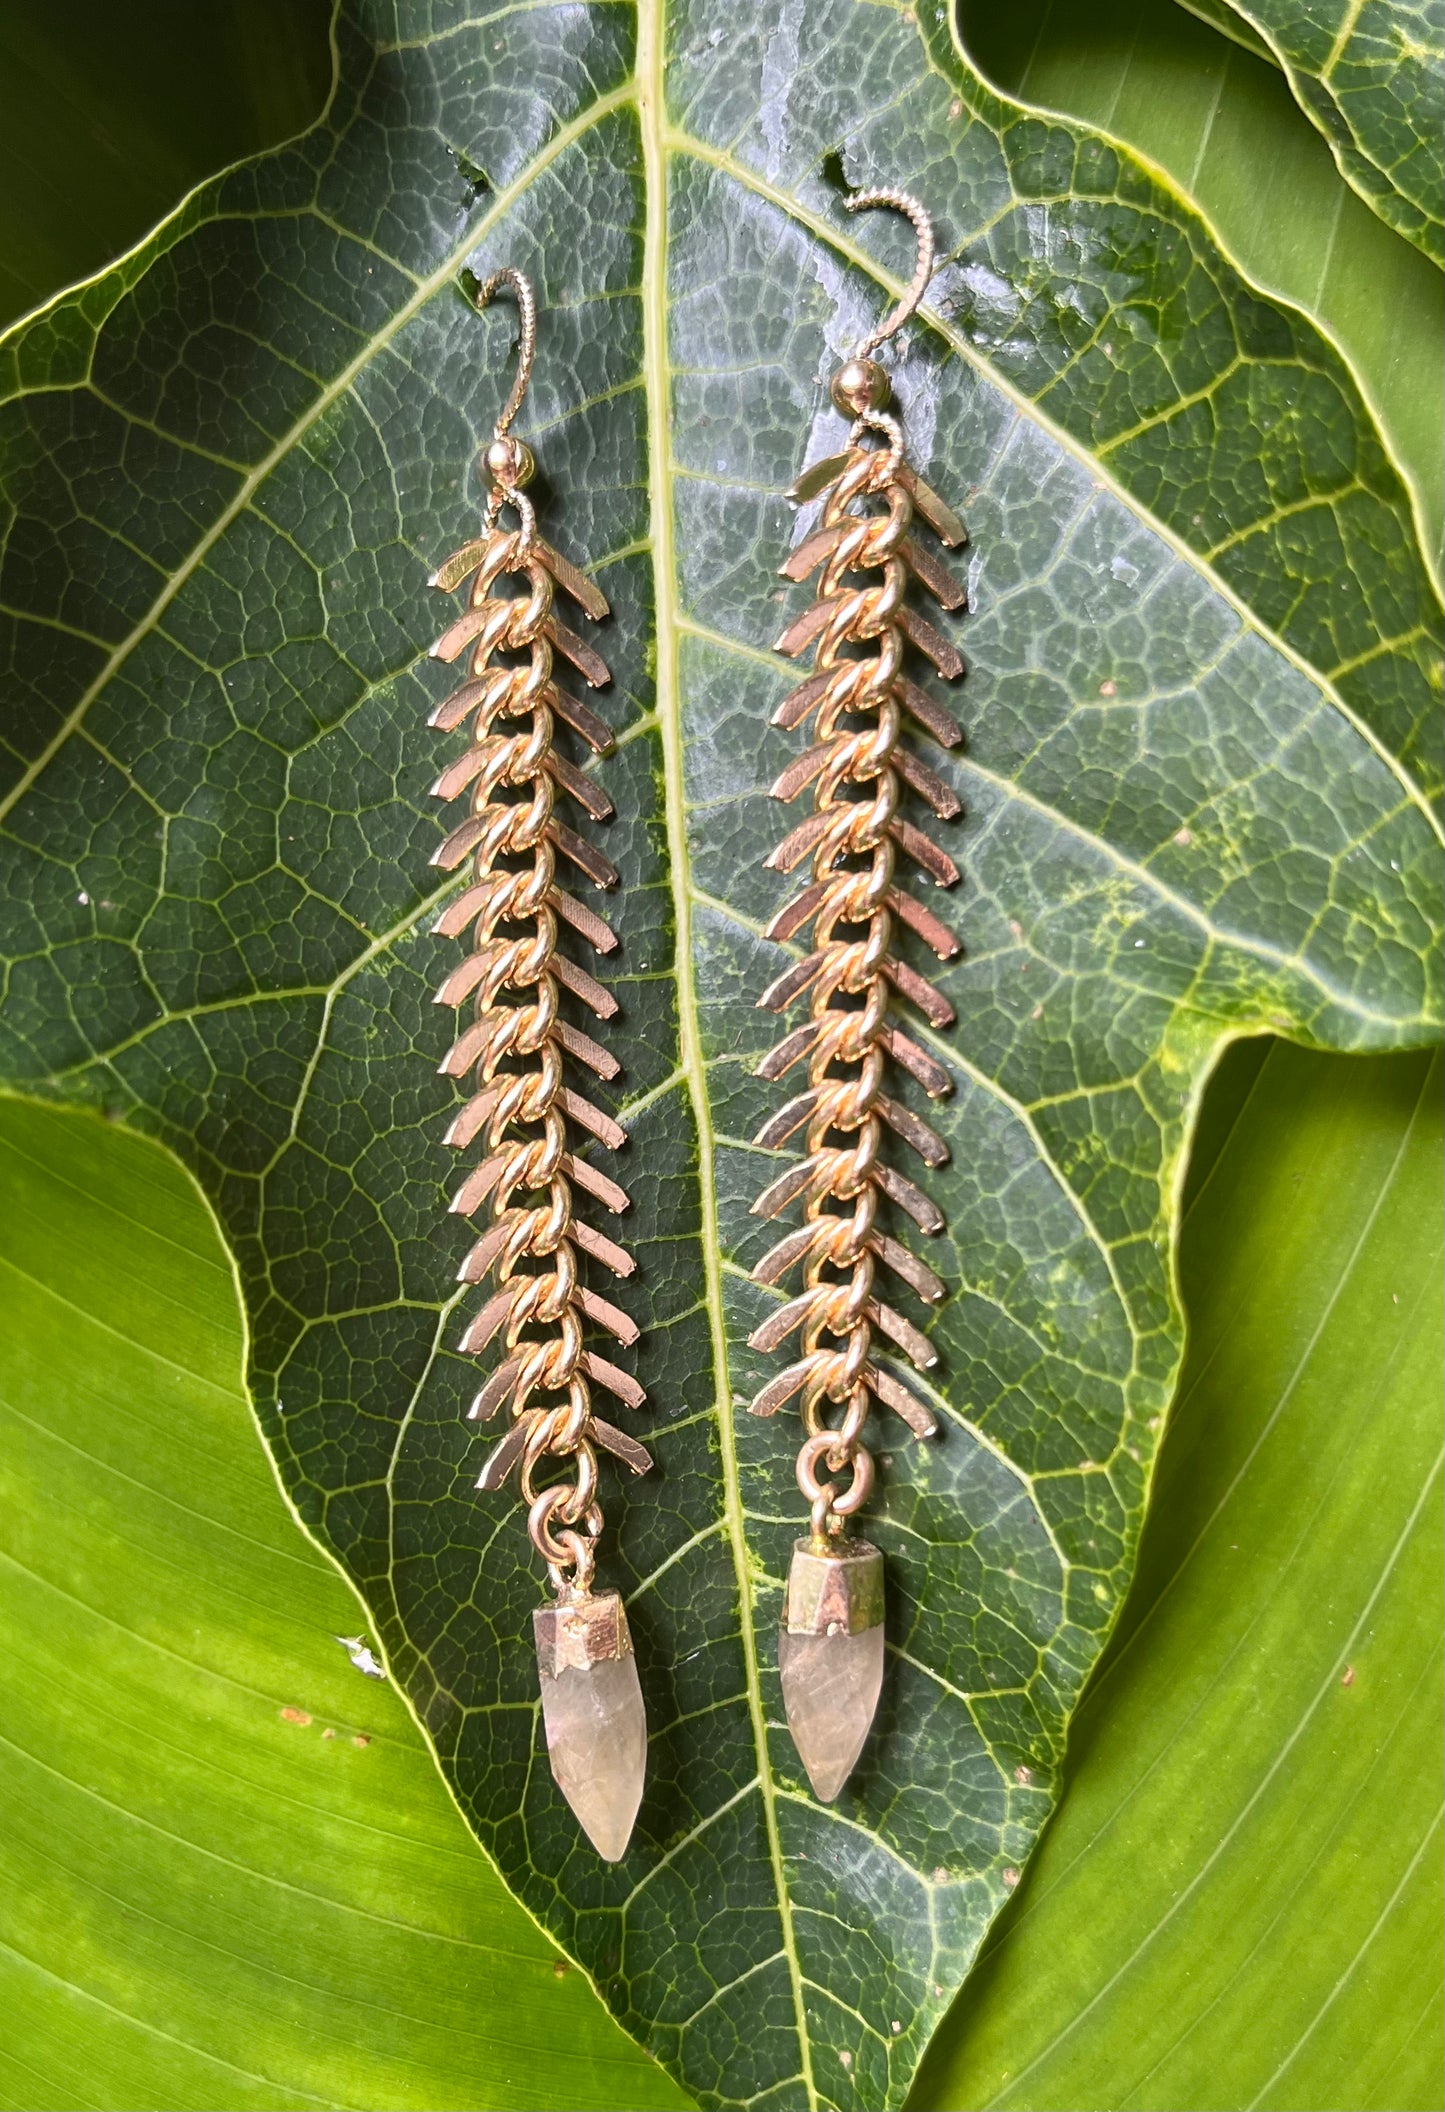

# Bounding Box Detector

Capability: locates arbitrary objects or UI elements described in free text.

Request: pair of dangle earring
[423,190,964,1860]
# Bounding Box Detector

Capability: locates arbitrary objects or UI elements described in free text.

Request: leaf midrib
[637,6,818,2102]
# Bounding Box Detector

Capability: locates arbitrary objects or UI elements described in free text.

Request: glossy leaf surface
[0,4,1441,2106]
[1183,0,1445,261]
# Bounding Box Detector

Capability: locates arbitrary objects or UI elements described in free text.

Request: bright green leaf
[0,4,1441,2106]
[1181,0,1445,264]
[0,1096,689,2112]
[915,1038,1444,2110]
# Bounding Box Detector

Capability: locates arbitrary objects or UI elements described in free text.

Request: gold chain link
[749,212,968,1541]
[427,275,646,1593]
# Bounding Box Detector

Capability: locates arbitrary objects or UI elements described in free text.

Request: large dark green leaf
[0,4,1440,2106]
[1180,0,1445,263]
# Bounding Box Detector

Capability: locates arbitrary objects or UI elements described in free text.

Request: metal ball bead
[830,358,890,416]
[483,436,535,488]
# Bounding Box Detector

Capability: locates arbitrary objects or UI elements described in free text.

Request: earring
[426,267,648,1861]
[748,190,967,1802]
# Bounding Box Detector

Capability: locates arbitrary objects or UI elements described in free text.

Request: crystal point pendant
[533,1591,646,1861]
[779,1536,885,1802]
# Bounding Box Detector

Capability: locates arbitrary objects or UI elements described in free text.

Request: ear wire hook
[467,265,537,439]
[844,187,936,358]
[466,266,539,537]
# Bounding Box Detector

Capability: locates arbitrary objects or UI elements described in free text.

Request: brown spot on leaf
[279,1707,311,1725]
[1341,1664,1355,1687]
[352,1733,371,1747]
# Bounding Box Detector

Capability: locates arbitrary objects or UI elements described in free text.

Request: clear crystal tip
[780,1624,885,1802]
[779,1537,885,1802]
[534,1592,646,1860]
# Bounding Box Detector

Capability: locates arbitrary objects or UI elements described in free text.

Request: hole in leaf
[452,149,492,207]
[820,148,852,199]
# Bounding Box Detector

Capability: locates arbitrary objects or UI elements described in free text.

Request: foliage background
[0,2,1439,2108]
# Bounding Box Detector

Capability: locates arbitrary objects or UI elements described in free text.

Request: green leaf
[1177,0,1283,64]
[0,5,1440,2106]
[914,1037,1444,2110]
[1180,0,1445,264]
[959,0,1445,566]
[0,1095,689,2112]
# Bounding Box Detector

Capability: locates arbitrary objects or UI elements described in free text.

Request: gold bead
[483,435,535,488]
[830,358,890,416]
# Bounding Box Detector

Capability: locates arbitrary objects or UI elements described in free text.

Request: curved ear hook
[466,265,537,438]
[844,187,936,358]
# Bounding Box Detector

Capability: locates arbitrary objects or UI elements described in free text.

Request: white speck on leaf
[337,1635,387,1680]
[1110,554,1140,587]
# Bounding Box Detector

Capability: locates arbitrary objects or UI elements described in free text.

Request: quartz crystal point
[533,1590,645,1860]
[779,1536,885,1802]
